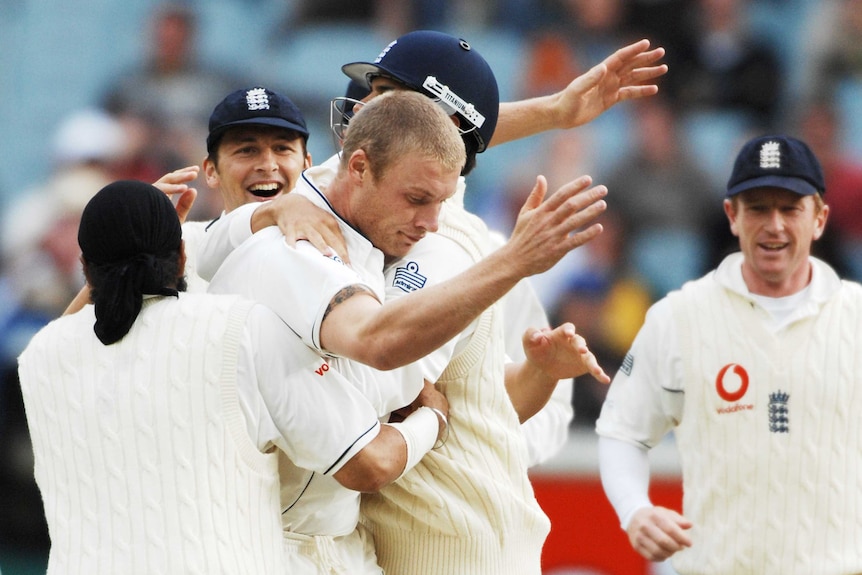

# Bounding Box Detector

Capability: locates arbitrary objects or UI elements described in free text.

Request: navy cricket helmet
[342,30,500,155]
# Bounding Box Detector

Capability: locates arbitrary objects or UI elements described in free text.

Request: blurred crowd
[1,0,862,571]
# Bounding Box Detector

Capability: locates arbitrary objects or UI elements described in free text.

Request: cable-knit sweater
[18,294,283,575]
[361,202,550,575]
[669,272,862,575]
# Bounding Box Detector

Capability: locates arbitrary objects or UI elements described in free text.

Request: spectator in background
[549,208,651,428]
[100,2,246,221]
[798,96,862,281]
[625,0,694,104]
[803,0,862,98]
[671,0,784,130]
[604,96,719,300]
[0,108,128,360]
[0,106,128,571]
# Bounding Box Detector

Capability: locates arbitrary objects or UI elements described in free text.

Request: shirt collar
[715,251,842,310]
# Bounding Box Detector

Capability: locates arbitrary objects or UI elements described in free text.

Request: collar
[715,252,842,312]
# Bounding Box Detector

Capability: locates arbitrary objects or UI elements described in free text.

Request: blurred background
[1,0,861,573]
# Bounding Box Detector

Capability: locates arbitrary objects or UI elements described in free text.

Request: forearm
[196,203,257,281]
[492,97,559,147]
[521,378,573,466]
[346,247,528,370]
[334,406,438,492]
[504,361,558,424]
[598,436,653,529]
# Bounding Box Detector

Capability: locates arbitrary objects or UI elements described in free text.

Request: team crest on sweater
[392,261,427,293]
[768,390,790,433]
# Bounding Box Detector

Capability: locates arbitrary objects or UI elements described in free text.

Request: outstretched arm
[320,175,607,370]
[491,39,667,146]
[505,322,610,423]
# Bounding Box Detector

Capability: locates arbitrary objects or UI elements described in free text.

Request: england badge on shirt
[392,261,427,293]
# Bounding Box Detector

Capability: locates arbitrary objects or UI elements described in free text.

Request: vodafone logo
[715,363,749,402]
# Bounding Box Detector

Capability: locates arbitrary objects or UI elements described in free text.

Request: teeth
[250,183,279,191]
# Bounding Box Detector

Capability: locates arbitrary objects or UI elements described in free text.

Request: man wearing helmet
[197,30,664,574]
[340,31,501,176]
[203,87,609,575]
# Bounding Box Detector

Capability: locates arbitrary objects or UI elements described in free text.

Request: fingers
[520,175,548,214]
[606,40,668,95]
[627,61,669,85]
[541,175,595,212]
[604,38,652,70]
[507,175,607,277]
[628,507,693,562]
[153,165,200,195]
[578,62,608,91]
[175,188,197,224]
[582,347,611,384]
[285,228,335,257]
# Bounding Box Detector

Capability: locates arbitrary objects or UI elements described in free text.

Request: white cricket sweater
[669,272,862,575]
[18,294,283,574]
[361,202,551,575]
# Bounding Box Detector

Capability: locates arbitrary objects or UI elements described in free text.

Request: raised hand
[153,165,200,223]
[551,39,668,130]
[501,174,607,278]
[522,323,610,383]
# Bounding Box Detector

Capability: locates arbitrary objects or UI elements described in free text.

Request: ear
[723,198,740,237]
[203,157,220,188]
[346,149,369,184]
[812,202,829,241]
[304,152,313,169]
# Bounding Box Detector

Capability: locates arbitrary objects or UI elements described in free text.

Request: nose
[764,208,785,232]
[257,148,279,172]
[417,204,441,234]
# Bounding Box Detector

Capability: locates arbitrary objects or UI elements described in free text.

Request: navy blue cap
[726,135,825,197]
[206,87,308,153]
[341,30,499,154]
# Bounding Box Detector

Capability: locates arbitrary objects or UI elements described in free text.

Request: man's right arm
[244,304,447,493]
[197,193,350,282]
[196,202,258,281]
[321,175,608,370]
[595,297,690,561]
[598,436,692,561]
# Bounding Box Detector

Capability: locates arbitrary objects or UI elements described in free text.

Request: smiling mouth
[249,183,281,198]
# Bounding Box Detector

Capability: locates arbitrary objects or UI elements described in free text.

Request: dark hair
[78,180,184,344]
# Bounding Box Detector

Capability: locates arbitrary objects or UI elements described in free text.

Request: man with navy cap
[596,135,862,574]
[20,180,449,574]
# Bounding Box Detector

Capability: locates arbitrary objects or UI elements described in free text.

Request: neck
[324,174,354,227]
[742,260,812,298]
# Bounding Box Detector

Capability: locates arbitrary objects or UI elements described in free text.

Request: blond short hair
[340,90,466,180]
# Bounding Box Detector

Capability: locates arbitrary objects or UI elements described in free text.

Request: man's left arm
[491,39,667,147]
[505,323,609,424]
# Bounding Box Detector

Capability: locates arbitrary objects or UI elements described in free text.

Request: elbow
[354,473,391,494]
[352,338,409,371]
[336,462,400,493]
